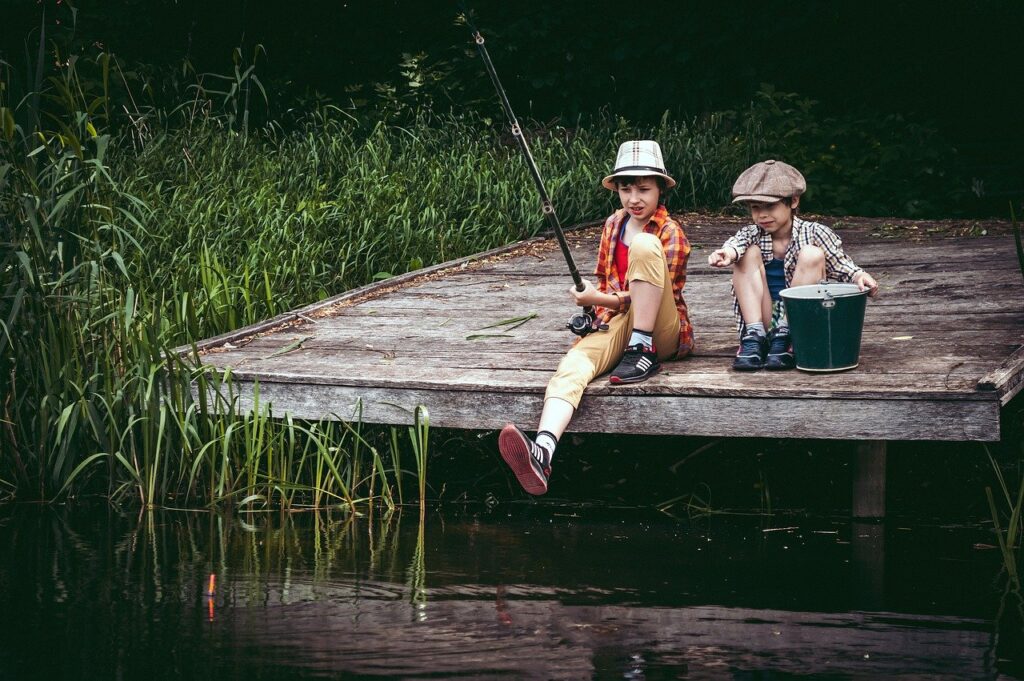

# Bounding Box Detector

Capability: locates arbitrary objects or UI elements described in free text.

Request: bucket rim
[780,283,866,301]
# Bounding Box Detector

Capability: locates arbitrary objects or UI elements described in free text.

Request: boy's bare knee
[735,244,763,271]
[629,233,662,259]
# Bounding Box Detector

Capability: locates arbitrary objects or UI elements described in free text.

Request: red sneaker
[498,424,551,495]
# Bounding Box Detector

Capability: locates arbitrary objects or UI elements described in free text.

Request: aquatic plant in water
[986,441,1024,592]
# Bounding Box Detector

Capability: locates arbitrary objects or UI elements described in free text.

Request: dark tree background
[2,0,1021,207]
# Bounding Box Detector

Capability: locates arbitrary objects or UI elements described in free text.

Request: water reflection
[0,507,1016,680]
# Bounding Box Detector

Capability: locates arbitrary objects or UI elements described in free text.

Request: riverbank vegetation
[0,17,1018,511]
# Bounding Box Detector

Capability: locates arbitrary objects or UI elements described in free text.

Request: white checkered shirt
[722,217,864,332]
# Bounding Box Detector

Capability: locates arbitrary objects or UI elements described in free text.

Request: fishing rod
[460,7,605,337]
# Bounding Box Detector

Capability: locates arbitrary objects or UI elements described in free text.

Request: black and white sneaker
[609,343,660,384]
[765,328,796,370]
[733,331,768,371]
[498,424,551,495]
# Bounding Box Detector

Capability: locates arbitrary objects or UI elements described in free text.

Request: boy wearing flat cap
[497,140,694,495]
[708,160,878,371]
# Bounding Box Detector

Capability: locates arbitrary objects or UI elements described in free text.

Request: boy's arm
[721,225,761,262]
[816,224,879,295]
[815,224,863,282]
[570,279,624,310]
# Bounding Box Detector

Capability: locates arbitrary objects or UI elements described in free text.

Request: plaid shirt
[723,216,864,330]
[592,205,694,356]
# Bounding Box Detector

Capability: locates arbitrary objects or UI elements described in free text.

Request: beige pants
[545,233,680,408]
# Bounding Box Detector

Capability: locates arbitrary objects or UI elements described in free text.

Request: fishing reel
[566,307,608,338]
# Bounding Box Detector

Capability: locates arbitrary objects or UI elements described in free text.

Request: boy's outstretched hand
[854,271,880,297]
[707,247,736,268]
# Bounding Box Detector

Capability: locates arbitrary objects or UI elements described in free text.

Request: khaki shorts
[545,233,680,409]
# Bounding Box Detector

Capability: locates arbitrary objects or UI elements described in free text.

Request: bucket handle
[817,278,834,309]
[815,279,864,306]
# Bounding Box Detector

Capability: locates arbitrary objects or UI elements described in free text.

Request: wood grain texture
[183,215,1024,441]
[199,380,1000,441]
[978,345,1024,405]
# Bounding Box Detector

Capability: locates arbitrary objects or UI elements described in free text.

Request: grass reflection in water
[0,506,1019,679]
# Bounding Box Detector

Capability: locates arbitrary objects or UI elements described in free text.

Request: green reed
[411,406,430,516]
[986,441,1024,592]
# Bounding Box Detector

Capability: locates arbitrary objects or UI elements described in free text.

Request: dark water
[0,506,1021,680]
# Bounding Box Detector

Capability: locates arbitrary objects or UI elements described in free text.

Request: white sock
[746,322,766,337]
[628,329,654,350]
[535,431,557,460]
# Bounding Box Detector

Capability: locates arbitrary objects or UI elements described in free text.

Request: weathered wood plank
[427,262,1024,287]
[201,339,1015,386]
[232,315,1023,349]
[203,380,1000,440]
[320,307,1024,331]
[338,272,1024,316]
[978,344,1024,404]
[345,276,1024,309]
[175,234,554,354]
[214,329,1015,360]
[194,355,1000,401]
[206,308,1019,340]
[468,232,1020,274]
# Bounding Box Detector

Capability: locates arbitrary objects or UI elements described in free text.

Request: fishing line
[459,6,605,337]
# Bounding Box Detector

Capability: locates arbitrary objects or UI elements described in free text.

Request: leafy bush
[732,85,967,217]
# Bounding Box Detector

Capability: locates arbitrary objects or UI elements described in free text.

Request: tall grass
[1,40,761,507]
[111,106,757,342]
[986,439,1024,593]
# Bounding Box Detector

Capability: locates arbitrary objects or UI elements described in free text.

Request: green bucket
[780,283,868,372]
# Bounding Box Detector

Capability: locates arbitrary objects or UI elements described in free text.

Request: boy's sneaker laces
[498,424,551,495]
[765,329,795,370]
[609,343,660,384]
[733,331,768,371]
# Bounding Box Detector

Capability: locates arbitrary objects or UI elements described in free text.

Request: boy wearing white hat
[497,140,694,495]
[708,159,878,371]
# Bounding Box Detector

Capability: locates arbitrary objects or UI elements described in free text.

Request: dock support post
[852,440,887,519]
[851,522,886,608]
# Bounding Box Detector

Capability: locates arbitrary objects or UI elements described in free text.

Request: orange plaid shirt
[593,205,694,357]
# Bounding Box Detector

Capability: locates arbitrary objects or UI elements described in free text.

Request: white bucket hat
[601,140,676,190]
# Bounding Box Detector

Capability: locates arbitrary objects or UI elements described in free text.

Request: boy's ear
[790,196,800,211]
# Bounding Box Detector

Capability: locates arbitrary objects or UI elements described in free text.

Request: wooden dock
[189,214,1024,441]
[185,214,1024,516]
